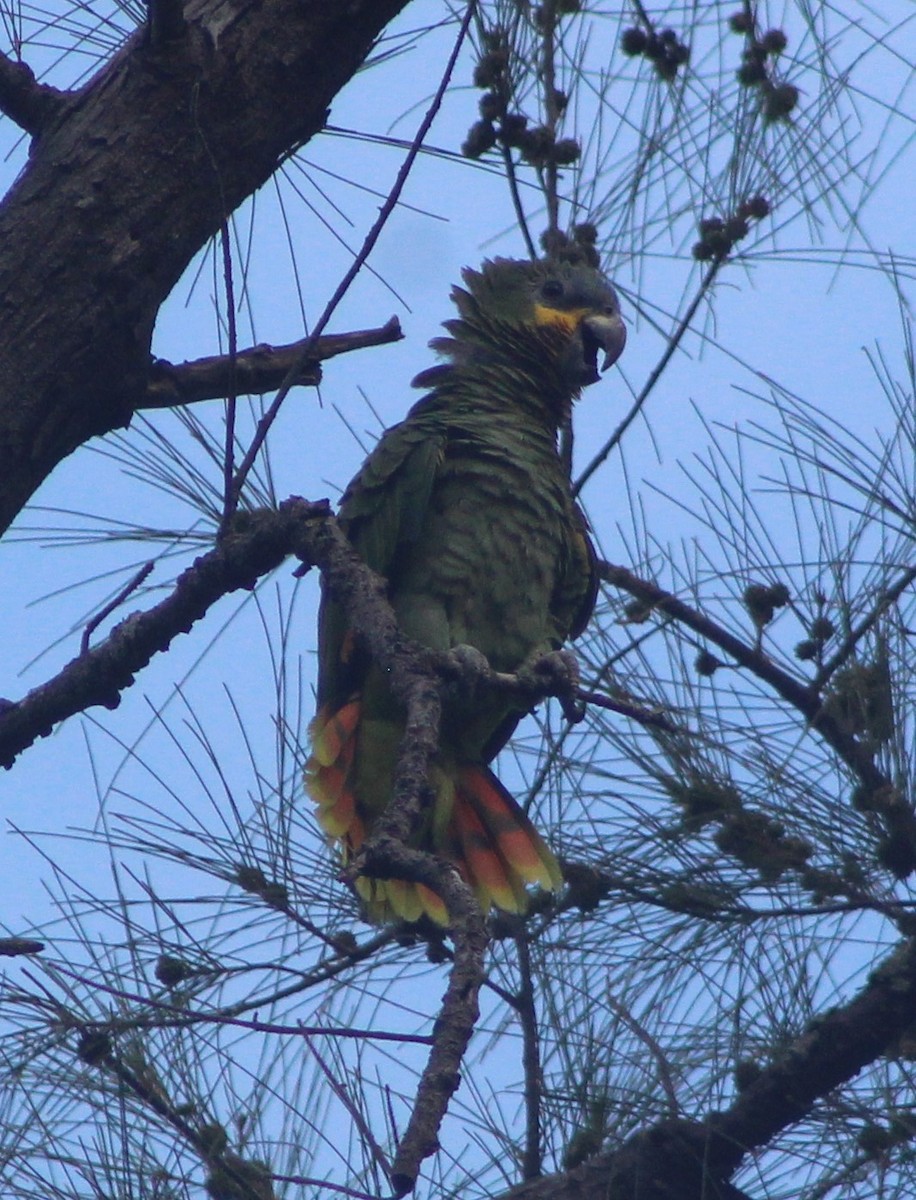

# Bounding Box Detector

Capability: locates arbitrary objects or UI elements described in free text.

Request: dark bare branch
[0,494,586,780]
[0,0,410,537]
[516,929,545,1180]
[387,855,488,1196]
[141,319,402,410]
[499,936,916,1199]
[0,500,330,769]
[0,51,66,134]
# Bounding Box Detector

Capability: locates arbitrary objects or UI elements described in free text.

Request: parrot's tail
[305,701,563,926]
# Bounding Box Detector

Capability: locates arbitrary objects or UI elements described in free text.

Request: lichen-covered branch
[0,500,329,768]
[142,320,402,410]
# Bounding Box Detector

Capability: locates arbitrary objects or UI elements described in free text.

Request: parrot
[305,256,626,925]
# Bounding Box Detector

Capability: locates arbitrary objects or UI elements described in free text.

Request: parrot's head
[416,257,626,398]
[467,257,626,388]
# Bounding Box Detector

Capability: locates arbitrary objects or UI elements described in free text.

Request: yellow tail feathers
[305,701,563,925]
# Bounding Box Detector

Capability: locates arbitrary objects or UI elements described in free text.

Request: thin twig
[307,1039,394,1184]
[52,961,433,1044]
[603,989,680,1117]
[576,687,676,731]
[502,142,538,260]
[80,561,155,655]
[515,929,544,1180]
[82,1040,269,1200]
[814,563,916,690]
[573,261,722,496]
[268,1174,378,1200]
[598,559,916,863]
[226,0,477,513]
[218,219,239,532]
[597,561,821,721]
[539,0,560,239]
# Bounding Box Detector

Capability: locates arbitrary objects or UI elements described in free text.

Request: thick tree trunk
[0,0,408,535]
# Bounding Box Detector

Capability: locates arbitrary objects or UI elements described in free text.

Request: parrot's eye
[541,279,564,301]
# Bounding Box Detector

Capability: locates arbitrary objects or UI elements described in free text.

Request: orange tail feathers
[306,700,365,843]
[306,702,562,925]
[306,699,450,925]
[453,765,563,914]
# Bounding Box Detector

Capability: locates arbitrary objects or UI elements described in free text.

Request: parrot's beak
[582,311,627,373]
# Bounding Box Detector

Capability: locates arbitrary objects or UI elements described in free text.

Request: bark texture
[0,0,408,534]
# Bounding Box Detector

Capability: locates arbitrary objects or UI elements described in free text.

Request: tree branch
[141,319,402,409]
[388,855,488,1196]
[0,496,594,780]
[709,936,916,1160]
[516,929,545,1180]
[0,51,66,134]
[0,0,411,536]
[598,559,916,874]
[498,936,916,1199]
[504,1117,754,1200]
[0,500,330,769]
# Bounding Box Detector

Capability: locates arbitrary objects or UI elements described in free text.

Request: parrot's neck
[413,327,579,433]
[414,366,574,451]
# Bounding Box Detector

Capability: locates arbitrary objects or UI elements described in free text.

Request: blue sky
[1,0,913,1027]
[0,1,914,1191]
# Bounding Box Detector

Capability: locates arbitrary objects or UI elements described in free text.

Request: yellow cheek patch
[532,303,589,333]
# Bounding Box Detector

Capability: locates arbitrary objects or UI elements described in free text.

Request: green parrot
[306,256,626,924]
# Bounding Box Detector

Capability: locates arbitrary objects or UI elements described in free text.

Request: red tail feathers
[305,700,562,925]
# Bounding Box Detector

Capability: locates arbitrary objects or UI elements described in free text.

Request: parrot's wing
[480,502,596,765]
[338,415,445,572]
[316,418,446,709]
[557,501,598,642]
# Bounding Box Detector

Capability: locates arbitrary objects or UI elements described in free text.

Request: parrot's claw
[442,643,493,698]
[523,649,585,723]
[448,643,491,673]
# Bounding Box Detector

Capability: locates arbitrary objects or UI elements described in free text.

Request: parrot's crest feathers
[410,362,451,390]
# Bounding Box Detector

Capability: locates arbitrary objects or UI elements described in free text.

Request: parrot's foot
[520,649,585,723]
[441,643,493,699]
